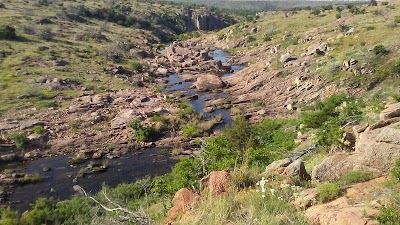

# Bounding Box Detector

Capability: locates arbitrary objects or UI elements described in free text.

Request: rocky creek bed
[0,48,246,212]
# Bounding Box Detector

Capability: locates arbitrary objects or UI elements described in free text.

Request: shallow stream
[3,49,244,212]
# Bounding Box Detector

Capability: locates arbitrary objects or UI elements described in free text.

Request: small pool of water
[6,148,175,212]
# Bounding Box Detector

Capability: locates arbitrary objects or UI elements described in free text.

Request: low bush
[9,132,30,150]
[392,60,400,76]
[373,44,389,56]
[32,125,45,134]
[38,28,54,41]
[311,9,321,16]
[0,3,5,9]
[0,25,16,40]
[341,171,372,185]
[376,191,400,224]
[127,119,157,142]
[130,61,143,71]
[317,183,341,202]
[182,121,200,139]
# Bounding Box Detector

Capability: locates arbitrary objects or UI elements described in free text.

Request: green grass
[341,171,372,185]
[176,190,309,225]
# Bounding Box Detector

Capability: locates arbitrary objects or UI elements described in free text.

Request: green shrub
[311,9,321,16]
[336,13,341,19]
[32,125,45,134]
[9,132,30,150]
[377,206,400,224]
[342,171,372,184]
[135,126,156,142]
[130,61,143,71]
[317,183,341,202]
[376,192,400,224]
[392,160,400,181]
[38,28,54,41]
[182,121,200,139]
[177,102,194,119]
[127,119,157,142]
[246,35,256,42]
[0,207,18,225]
[395,17,400,24]
[263,29,277,42]
[373,44,389,55]
[217,34,226,40]
[392,60,400,76]
[0,25,16,40]
[37,0,50,6]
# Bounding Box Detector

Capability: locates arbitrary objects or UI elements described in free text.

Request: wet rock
[73,185,84,195]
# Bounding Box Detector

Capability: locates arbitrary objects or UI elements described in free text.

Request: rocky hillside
[1,0,400,225]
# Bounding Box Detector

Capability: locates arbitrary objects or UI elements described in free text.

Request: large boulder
[312,121,400,182]
[200,170,231,196]
[192,74,226,91]
[167,188,201,222]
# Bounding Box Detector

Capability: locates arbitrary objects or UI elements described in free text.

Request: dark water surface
[7,148,175,212]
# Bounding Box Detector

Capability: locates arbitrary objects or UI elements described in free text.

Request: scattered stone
[280,53,297,63]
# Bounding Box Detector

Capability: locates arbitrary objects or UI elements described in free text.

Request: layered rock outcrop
[312,103,400,182]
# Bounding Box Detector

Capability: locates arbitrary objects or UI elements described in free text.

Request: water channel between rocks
[4,49,245,212]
